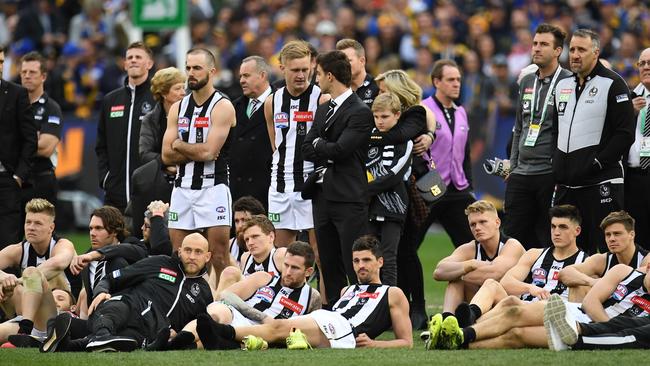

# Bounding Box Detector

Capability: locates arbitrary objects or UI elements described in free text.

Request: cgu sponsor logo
[160,267,178,277]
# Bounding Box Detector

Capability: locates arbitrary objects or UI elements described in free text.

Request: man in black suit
[230,56,273,210]
[302,50,373,305]
[0,46,37,249]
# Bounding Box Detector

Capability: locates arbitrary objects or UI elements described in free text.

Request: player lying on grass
[194,235,413,349]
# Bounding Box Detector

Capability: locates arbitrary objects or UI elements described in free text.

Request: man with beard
[506,24,572,248]
[162,48,236,287]
[96,42,155,213]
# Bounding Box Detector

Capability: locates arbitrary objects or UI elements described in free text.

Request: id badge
[641,136,650,157]
[524,124,541,147]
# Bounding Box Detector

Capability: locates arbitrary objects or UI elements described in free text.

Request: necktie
[93,260,106,289]
[325,99,337,124]
[247,99,259,118]
[641,104,650,169]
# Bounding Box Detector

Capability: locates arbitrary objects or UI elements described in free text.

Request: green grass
[3,232,646,364]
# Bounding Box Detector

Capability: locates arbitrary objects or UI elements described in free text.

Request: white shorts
[309,309,355,349]
[268,188,313,230]
[567,302,592,324]
[227,305,258,327]
[168,184,232,230]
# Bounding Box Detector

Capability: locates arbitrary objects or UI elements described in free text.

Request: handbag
[415,160,446,203]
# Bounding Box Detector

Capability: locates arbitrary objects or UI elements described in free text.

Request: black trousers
[397,190,475,305]
[504,173,554,249]
[88,299,147,345]
[312,191,368,305]
[624,168,650,250]
[0,174,22,249]
[553,182,623,255]
[575,316,650,349]
[369,219,402,286]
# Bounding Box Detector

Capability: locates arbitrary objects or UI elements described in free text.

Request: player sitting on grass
[165,241,321,349]
[194,235,413,349]
[433,200,525,317]
[558,210,648,302]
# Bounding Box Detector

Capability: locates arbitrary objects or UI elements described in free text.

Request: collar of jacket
[171,251,210,278]
[124,77,152,96]
[573,60,606,83]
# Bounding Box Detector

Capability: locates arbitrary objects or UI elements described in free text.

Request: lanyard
[640,89,648,133]
[529,66,562,126]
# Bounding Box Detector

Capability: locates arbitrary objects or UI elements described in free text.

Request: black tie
[641,103,650,169]
[93,260,106,289]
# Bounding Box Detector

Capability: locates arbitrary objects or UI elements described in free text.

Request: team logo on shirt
[368,147,379,159]
[255,286,275,303]
[612,284,628,300]
[589,87,598,97]
[190,283,201,296]
[297,123,307,136]
[522,100,530,110]
[558,102,567,114]
[141,101,153,114]
[532,268,547,286]
[599,184,610,197]
[274,112,290,128]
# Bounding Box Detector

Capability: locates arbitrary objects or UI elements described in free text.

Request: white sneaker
[545,294,578,347]
[544,319,568,351]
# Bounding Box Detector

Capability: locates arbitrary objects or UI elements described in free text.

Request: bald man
[43,233,213,352]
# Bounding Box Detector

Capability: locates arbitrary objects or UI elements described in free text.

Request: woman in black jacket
[130,67,186,237]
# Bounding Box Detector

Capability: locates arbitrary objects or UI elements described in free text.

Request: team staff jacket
[30,92,63,175]
[96,78,155,203]
[552,61,635,186]
[96,216,173,262]
[93,254,212,331]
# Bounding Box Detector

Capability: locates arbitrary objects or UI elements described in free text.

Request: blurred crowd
[2,0,650,120]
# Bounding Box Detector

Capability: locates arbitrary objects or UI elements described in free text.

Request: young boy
[366,93,415,285]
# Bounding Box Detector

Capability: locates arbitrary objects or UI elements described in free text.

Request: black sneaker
[8,334,42,348]
[86,335,138,352]
[40,312,73,353]
[145,327,170,351]
[409,307,429,331]
[167,330,197,350]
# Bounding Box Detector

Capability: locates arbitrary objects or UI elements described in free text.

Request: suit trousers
[0,174,22,249]
[312,188,368,305]
[503,173,554,249]
[624,168,650,250]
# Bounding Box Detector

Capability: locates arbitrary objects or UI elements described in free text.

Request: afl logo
[532,268,547,286]
[613,284,628,300]
[255,286,275,303]
[216,206,226,213]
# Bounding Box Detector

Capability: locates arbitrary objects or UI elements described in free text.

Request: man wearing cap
[19,51,63,213]
[0,45,37,249]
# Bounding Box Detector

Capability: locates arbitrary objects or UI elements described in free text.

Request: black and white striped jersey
[601,246,648,277]
[20,236,58,272]
[521,247,587,302]
[603,269,650,319]
[175,91,231,189]
[475,233,511,262]
[245,277,313,319]
[333,284,392,339]
[242,247,280,278]
[270,84,321,193]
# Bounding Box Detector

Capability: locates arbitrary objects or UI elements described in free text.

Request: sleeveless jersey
[175,91,231,189]
[333,284,392,339]
[521,247,587,302]
[475,233,511,262]
[270,84,321,193]
[20,236,58,272]
[601,246,648,277]
[229,237,245,266]
[245,278,312,319]
[603,269,650,319]
[242,247,280,277]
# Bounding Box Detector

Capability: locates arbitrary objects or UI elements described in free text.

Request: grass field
[2,232,647,364]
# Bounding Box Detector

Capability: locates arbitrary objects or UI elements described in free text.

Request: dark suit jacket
[302,93,372,203]
[230,94,273,208]
[0,80,37,180]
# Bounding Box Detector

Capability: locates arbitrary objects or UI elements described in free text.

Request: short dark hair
[600,211,635,232]
[233,196,266,216]
[535,23,566,49]
[549,204,582,225]
[91,206,129,241]
[187,47,217,69]
[431,59,459,83]
[316,50,352,87]
[573,28,600,50]
[286,241,315,268]
[21,51,47,74]
[240,214,275,235]
[127,41,154,60]
[352,235,383,259]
